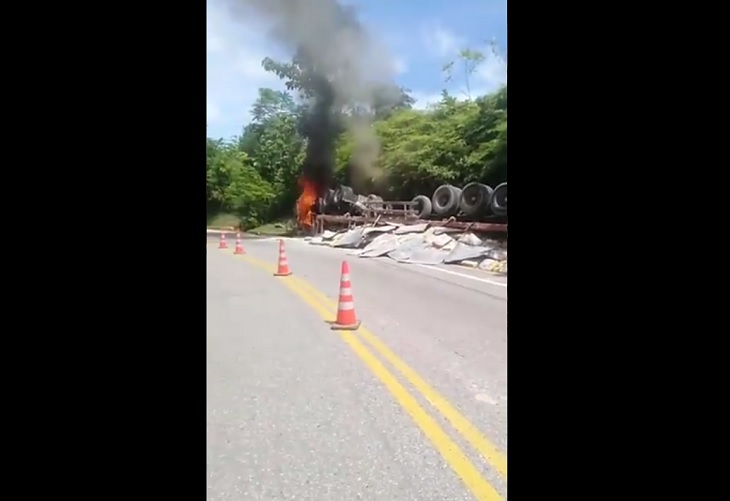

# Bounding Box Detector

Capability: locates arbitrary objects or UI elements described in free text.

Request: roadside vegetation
[206,48,507,230]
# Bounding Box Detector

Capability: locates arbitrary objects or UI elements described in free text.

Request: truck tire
[432,184,462,216]
[450,186,462,214]
[411,195,432,219]
[459,182,494,217]
[490,182,507,216]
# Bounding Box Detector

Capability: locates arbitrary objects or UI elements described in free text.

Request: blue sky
[207,0,507,140]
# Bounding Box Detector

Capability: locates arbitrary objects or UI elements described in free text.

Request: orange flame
[296,177,319,229]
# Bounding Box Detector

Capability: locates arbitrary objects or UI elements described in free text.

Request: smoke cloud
[218,0,402,193]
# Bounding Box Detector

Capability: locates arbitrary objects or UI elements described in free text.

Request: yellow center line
[260,267,502,501]
[238,252,507,481]
[222,250,506,501]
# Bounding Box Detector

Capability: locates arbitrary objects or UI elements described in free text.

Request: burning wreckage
[244,0,507,273]
[292,177,508,275]
[295,179,508,235]
[289,79,507,274]
[291,107,507,236]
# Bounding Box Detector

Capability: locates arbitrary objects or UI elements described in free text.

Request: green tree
[442,48,486,100]
[250,88,297,123]
[206,138,275,229]
[238,88,305,220]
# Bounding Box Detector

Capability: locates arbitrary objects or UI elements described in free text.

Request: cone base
[274,271,292,276]
[234,249,245,255]
[329,320,361,331]
[218,245,227,249]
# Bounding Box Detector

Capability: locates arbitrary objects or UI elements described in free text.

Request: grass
[248,218,298,237]
[207,212,240,229]
[207,212,298,236]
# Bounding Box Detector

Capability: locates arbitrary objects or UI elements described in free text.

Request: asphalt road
[207,235,507,501]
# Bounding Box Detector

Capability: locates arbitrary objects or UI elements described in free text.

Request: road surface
[207,234,507,501]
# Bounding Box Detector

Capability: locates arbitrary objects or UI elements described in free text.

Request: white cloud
[474,48,507,94]
[414,26,507,106]
[423,26,463,58]
[206,1,286,139]
[411,90,445,110]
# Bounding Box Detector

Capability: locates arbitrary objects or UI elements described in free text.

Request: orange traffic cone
[234,233,245,255]
[273,239,292,276]
[330,261,361,330]
[218,233,228,249]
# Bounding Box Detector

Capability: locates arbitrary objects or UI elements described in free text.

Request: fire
[296,177,319,229]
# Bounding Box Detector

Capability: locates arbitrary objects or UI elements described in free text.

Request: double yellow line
[227,249,507,501]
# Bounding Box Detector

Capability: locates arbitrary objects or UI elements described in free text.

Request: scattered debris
[331,227,365,248]
[306,223,507,274]
[444,242,493,264]
[393,222,430,235]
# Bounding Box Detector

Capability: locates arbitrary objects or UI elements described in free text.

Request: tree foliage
[207,51,507,229]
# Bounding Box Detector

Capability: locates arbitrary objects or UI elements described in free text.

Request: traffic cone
[330,261,361,330]
[218,233,228,249]
[234,233,245,255]
[273,239,292,276]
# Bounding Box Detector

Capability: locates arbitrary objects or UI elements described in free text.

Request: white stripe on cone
[338,301,355,310]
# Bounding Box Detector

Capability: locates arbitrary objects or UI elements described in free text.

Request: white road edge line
[415,264,508,288]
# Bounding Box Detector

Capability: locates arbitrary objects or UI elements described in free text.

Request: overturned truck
[300,181,507,235]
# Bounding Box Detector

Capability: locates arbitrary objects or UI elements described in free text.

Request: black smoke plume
[220,0,402,193]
